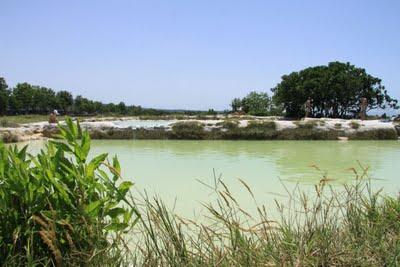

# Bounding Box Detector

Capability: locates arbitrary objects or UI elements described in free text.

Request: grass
[131,165,400,266]
[1,120,400,265]
[0,115,70,125]
[0,114,137,125]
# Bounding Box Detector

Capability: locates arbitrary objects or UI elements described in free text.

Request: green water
[17,140,400,218]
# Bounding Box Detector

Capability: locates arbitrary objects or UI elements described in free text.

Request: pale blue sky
[1,0,399,110]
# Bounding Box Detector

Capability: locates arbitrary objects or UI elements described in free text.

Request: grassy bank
[1,120,400,266]
[0,115,70,125]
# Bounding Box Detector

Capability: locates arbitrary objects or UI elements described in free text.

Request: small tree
[231,98,242,112]
[241,91,271,116]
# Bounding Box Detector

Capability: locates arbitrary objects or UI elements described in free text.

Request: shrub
[294,120,318,129]
[0,118,139,266]
[348,128,398,140]
[171,121,205,139]
[216,119,239,130]
[241,121,277,139]
[0,130,20,143]
[0,118,20,128]
[277,127,338,140]
[133,127,171,139]
[349,121,361,130]
[334,123,342,129]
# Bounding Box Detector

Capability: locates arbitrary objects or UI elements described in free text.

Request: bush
[171,121,205,139]
[294,120,318,129]
[216,119,239,130]
[349,121,361,130]
[240,121,277,139]
[277,127,339,140]
[0,118,139,266]
[348,128,398,140]
[0,118,20,128]
[334,123,342,129]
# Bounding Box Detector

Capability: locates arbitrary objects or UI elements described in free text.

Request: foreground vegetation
[1,120,399,266]
[0,119,139,266]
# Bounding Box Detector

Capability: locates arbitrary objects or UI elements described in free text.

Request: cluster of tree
[0,77,170,116]
[231,91,282,116]
[231,62,398,118]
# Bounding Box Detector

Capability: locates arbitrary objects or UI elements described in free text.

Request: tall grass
[132,166,400,266]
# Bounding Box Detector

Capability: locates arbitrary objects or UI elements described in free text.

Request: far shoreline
[1,115,399,143]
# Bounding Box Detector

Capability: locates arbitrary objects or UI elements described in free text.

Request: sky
[1,0,399,111]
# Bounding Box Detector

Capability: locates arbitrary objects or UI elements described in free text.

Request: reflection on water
[14,139,400,218]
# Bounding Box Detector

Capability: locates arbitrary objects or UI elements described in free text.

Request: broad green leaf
[106,207,126,219]
[86,153,108,178]
[104,222,129,232]
[84,200,102,215]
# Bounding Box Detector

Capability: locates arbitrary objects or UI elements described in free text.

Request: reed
[130,164,400,266]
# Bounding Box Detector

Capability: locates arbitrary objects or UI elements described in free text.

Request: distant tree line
[0,77,181,116]
[231,62,399,118]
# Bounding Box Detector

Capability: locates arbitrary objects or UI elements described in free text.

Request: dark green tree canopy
[242,91,271,115]
[230,91,272,116]
[230,98,242,112]
[271,62,398,118]
[0,78,8,115]
[0,76,172,116]
[56,90,73,113]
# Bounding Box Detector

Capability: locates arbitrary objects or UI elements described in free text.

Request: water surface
[18,140,400,218]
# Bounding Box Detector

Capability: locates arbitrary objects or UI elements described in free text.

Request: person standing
[359,97,368,120]
[49,111,58,124]
[305,97,313,118]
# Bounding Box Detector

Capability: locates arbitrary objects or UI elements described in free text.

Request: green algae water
[17,139,400,218]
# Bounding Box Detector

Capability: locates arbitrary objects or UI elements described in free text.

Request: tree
[0,77,9,115]
[32,86,57,113]
[231,98,242,112]
[207,108,217,115]
[56,91,73,114]
[272,62,399,118]
[74,95,96,115]
[12,83,34,113]
[241,91,271,116]
[117,101,127,114]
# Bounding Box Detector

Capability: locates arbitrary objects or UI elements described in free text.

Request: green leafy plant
[0,118,139,266]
